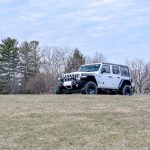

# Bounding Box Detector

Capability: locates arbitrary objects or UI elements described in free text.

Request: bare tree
[143,62,150,94]
[41,46,71,91]
[86,52,106,64]
[26,73,49,94]
[127,59,150,94]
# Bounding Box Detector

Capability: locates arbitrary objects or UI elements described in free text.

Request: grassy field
[0,95,150,150]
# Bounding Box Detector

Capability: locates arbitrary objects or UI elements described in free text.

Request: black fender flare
[80,75,98,86]
[118,79,131,89]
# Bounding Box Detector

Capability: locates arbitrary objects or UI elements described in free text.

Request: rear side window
[112,66,120,74]
[120,66,130,76]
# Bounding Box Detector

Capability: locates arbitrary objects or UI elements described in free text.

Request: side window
[112,66,120,74]
[101,65,110,74]
[120,66,130,76]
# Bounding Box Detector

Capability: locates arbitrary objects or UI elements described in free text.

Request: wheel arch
[81,75,98,86]
[119,79,131,90]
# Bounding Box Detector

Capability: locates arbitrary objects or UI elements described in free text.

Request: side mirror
[101,68,106,74]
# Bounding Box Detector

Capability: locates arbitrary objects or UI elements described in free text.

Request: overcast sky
[0,0,150,64]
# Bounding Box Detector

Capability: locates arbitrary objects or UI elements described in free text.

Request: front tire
[122,85,133,96]
[56,86,64,94]
[82,81,98,94]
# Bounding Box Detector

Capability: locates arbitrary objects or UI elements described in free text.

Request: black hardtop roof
[102,62,129,68]
[81,63,129,68]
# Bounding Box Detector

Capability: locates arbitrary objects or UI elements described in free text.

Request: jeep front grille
[63,74,79,81]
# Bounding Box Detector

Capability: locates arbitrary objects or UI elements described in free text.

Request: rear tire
[82,81,98,94]
[122,85,132,96]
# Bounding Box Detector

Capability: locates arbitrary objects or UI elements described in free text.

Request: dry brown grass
[0,95,150,150]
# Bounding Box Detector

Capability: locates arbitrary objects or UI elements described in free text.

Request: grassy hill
[0,95,150,150]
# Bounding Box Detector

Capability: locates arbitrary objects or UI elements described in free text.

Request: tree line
[0,37,105,94]
[0,37,149,94]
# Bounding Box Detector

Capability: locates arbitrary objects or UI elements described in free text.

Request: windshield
[79,64,101,72]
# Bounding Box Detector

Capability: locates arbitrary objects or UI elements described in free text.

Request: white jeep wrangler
[56,63,134,95]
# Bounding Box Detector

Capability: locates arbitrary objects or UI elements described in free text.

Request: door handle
[108,76,112,78]
[117,77,121,79]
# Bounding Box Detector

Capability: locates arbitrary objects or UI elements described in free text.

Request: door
[112,65,121,89]
[98,64,113,89]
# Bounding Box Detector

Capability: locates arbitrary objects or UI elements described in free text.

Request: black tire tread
[82,81,98,94]
[122,85,133,96]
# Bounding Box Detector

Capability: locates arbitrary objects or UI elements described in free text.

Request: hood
[62,71,96,79]
[63,71,96,75]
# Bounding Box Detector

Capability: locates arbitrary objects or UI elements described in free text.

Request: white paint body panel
[62,63,132,90]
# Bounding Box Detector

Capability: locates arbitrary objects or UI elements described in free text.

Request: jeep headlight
[58,77,62,81]
[81,73,87,77]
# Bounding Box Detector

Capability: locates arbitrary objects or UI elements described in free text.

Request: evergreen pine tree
[65,49,85,73]
[19,41,41,90]
[0,37,20,94]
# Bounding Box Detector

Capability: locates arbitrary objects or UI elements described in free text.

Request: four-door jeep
[56,63,134,95]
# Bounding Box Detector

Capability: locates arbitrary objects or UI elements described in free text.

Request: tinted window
[120,66,130,76]
[112,66,120,74]
[79,64,101,72]
[101,65,110,73]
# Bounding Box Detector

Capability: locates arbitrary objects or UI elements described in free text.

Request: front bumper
[63,81,72,87]
[58,80,83,93]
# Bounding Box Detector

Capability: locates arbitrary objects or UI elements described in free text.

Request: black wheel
[82,81,98,94]
[56,86,64,94]
[122,85,133,96]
